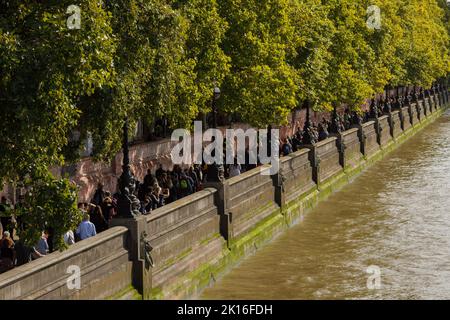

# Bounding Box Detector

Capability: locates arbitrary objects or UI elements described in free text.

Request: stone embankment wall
[0,90,448,300]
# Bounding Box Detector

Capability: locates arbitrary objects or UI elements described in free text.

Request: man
[76,213,97,240]
[91,182,105,206]
[155,164,165,180]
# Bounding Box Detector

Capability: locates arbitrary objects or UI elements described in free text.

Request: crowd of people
[279,108,365,156]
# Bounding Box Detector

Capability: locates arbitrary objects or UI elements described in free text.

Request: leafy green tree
[396,0,450,87]
[322,0,375,111]
[218,0,299,127]
[0,1,116,247]
[15,173,82,251]
[288,0,334,111]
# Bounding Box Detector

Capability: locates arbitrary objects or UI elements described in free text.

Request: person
[0,196,13,236]
[101,193,116,223]
[91,182,105,205]
[188,166,199,191]
[158,173,172,202]
[141,196,153,215]
[318,123,329,141]
[89,205,108,233]
[13,241,33,266]
[193,164,203,188]
[143,169,155,186]
[63,230,75,246]
[229,161,241,178]
[155,164,165,180]
[149,185,165,210]
[281,139,292,156]
[178,172,193,198]
[76,213,97,241]
[33,230,50,258]
[0,231,15,272]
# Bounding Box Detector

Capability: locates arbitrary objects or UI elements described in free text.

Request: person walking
[76,213,97,241]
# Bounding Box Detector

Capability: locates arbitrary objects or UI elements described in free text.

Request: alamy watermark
[67,265,81,290]
[366,5,382,30]
[67,5,81,30]
[170,121,280,175]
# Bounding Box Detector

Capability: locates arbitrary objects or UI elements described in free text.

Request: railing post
[305,144,319,186]
[357,123,367,157]
[110,216,152,299]
[273,165,286,210]
[203,181,231,249]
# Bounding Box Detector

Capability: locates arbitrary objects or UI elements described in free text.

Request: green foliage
[218,0,299,127]
[0,0,116,178]
[15,173,83,251]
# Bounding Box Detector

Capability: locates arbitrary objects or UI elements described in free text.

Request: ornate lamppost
[116,117,142,218]
[404,86,412,106]
[413,85,419,103]
[329,104,341,135]
[370,97,378,119]
[302,100,315,145]
[206,86,225,182]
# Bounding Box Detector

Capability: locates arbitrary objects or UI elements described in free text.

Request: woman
[89,205,108,233]
[0,231,15,272]
[150,186,165,210]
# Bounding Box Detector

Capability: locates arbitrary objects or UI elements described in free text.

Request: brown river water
[201,111,450,300]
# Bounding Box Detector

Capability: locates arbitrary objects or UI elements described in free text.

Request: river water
[202,111,450,300]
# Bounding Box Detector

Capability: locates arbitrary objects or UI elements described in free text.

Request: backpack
[180,178,188,190]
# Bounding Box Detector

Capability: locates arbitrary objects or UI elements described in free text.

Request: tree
[288,0,334,111]
[396,0,450,87]
[218,0,299,127]
[322,0,376,111]
[0,0,116,248]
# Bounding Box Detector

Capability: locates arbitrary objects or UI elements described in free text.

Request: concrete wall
[417,101,426,122]
[361,120,379,157]
[402,106,412,131]
[378,115,393,147]
[0,227,132,300]
[314,137,343,184]
[390,111,402,139]
[341,128,363,170]
[225,166,279,245]
[0,93,447,300]
[411,103,419,125]
[280,149,315,204]
[146,188,226,299]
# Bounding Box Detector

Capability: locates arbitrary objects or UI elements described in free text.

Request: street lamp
[206,86,225,182]
[370,97,378,119]
[212,86,221,128]
[116,117,142,218]
[329,104,341,135]
[302,100,315,145]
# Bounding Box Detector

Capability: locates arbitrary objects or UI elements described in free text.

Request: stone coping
[341,128,359,136]
[280,148,310,164]
[146,188,217,223]
[0,226,128,286]
[227,164,272,186]
[362,120,376,128]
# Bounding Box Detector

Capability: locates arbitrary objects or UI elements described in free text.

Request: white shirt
[64,230,75,245]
